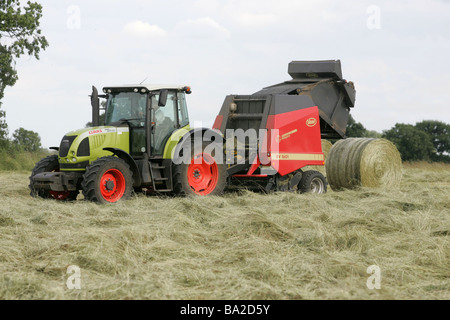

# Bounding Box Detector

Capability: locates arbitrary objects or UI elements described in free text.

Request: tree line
[346,115,450,163]
[0,126,42,152]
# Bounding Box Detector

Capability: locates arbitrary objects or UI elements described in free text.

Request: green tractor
[29,85,227,203]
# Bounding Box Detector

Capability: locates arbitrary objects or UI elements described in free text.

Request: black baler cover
[251,60,356,139]
[288,60,343,80]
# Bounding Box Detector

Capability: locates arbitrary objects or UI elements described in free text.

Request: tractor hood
[63,126,127,139]
[58,126,130,170]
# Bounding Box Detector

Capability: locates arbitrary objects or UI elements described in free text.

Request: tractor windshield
[104,92,147,125]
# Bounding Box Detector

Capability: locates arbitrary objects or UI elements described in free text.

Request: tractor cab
[98,84,191,158]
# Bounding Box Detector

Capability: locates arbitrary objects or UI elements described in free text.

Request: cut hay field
[0,162,448,300]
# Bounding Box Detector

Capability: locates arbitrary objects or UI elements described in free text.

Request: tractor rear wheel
[29,155,79,201]
[82,156,133,204]
[173,142,226,196]
[298,170,328,194]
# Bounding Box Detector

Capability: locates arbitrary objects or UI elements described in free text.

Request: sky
[2,0,450,148]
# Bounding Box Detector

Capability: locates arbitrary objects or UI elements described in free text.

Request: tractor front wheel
[29,155,79,201]
[82,156,133,204]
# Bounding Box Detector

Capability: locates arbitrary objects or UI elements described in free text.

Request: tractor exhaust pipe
[91,85,100,127]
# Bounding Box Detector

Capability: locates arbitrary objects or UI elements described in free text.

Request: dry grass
[0,163,448,300]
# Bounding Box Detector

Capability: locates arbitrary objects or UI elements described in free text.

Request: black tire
[81,156,134,204]
[29,155,79,201]
[298,170,328,194]
[172,142,227,196]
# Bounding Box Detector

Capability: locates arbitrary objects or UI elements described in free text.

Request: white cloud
[192,0,220,14]
[173,17,230,39]
[222,0,335,29]
[235,13,279,28]
[122,20,167,38]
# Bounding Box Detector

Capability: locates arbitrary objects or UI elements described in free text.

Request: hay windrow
[326,138,402,190]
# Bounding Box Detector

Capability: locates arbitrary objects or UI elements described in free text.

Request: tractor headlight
[72,157,77,162]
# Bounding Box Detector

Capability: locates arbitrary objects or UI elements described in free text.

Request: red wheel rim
[49,190,71,200]
[100,169,126,202]
[187,153,219,195]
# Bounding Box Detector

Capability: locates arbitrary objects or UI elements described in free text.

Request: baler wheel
[29,155,79,201]
[82,156,133,203]
[298,170,328,194]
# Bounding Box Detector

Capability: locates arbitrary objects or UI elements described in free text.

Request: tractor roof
[102,84,189,93]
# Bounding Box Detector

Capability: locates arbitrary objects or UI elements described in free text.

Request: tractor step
[149,160,173,192]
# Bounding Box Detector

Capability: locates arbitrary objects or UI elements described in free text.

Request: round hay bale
[302,140,333,175]
[325,138,402,190]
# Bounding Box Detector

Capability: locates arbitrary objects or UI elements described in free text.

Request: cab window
[177,92,189,127]
[151,91,177,155]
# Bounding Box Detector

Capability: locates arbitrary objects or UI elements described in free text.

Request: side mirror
[158,89,168,107]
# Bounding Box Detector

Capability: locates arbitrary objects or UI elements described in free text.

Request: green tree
[415,120,450,162]
[365,130,382,138]
[0,0,49,144]
[0,0,48,100]
[0,102,9,148]
[12,127,41,151]
[346,114,367,137]
[0,106,8,146]
[382,123,435,162]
